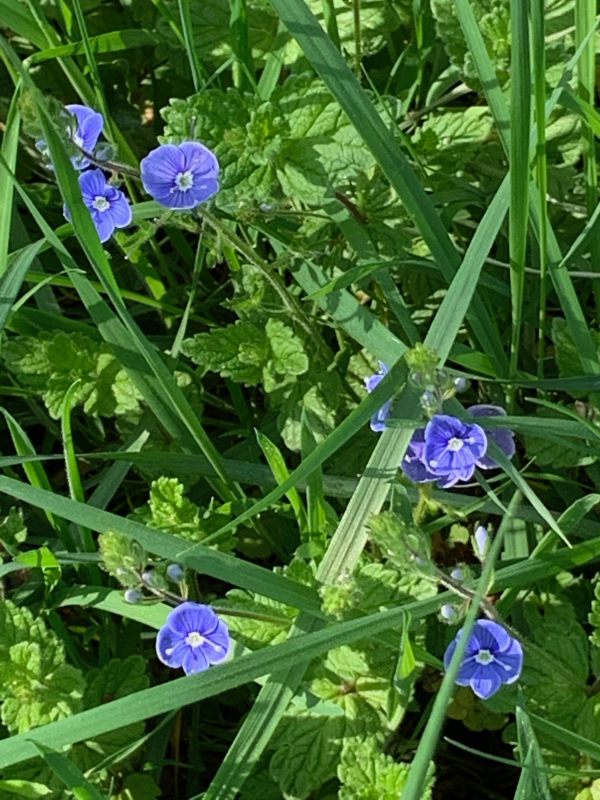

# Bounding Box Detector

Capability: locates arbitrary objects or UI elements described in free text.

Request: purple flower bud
[166,563,185,583]
[124,589,143,604]
[450,567,464,582]
[473,525,489,560]
[454,377,468,392]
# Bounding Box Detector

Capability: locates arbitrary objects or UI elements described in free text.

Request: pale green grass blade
[0,88,20,278]
[177,0,206,90]
[530,713,600,763]
[26,29,159,64]
[56,586,171,630]
[256,431,308,532]
[531,0,548,375]
[508,0,531,376]
[1,410,74,548]
[514,705,553,800]
[0,476,322,614]
[32,744,108,800]
[575,0,600,310]
[60,381,98,577]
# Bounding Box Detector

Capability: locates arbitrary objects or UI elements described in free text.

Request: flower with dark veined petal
[364,362,392,432]
[140,142,220,210]
[63,169,132,243]
[443,619,523,699]
[467,404,516,469]
[423,414,487,487]
[156,602,231,675]
[36,104,104,170]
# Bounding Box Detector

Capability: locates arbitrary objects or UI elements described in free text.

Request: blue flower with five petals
[156,602,231,675]
[443,619,523,699]
[63,169,132,243]
[140,142,220,210]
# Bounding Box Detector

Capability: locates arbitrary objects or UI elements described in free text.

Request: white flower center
[92,195,110,212]
[175,170,194,191]
[475,648,494,665]
[185,631,205,648]
[447,437,464,452]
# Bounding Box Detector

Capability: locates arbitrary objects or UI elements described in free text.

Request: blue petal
[167,602,219,637]
[470,665,503,699]
[496,639,523,683]
[78,109,104,152]
[79,169,109,201]
[180,141,219,178]
[109,192,133,228]
[182,647,210,675]
[364,373,384,393]
[201,619,231,664]
[156,626,187,668]
[473,619,511,653]
[93,213,115,243]
[370,399,392,432]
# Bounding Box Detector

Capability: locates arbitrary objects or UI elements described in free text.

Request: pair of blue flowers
[156,602,522,701]
[40,104,220,243]
[365,364,515,488]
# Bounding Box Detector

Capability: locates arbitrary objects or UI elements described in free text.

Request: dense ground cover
[0,0,599,797]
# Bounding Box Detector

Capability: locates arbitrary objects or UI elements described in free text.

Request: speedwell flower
[36,104,104,170]
[156,602,231,675]
[443,619,523,700]
[140,142,220,210]
[423,414,487,487]
[63,169,132,242]
[364,362,392,432]
[401,429,438,483]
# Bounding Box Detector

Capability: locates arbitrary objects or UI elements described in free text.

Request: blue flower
[63,169,132,242]
[443,619,523,699]
[156,601,231,675]
[423,414,487,487]
[364,362,392,432]
[36,104,104,170]
[140,142,220,210]
[400,406,515,488]
[467,404,516,469]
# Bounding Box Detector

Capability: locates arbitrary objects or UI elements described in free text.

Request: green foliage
[182,318,308,389]
[3,331,141,419]
[0,602,85,735]
[338,739,434,799]
[132,477,236,546]
[98,531,146,588]
[161,74,377,209]
[0,507,27,555]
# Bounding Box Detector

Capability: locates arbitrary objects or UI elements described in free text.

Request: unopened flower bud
[440,604,458,622]
[450,567,464,582]
[166,563,185,583]
[124,589,143,604]
[473,525,489,561]
[454,377,468,393]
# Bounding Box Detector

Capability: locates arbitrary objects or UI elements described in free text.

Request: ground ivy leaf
[2,332,141,419]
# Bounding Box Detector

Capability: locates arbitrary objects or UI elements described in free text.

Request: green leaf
[1,643,85,734]
[0,507,27,553]
[183,321,268,384]
[0,780,52,799]
[338,738,434,800]
[3,331,141,419]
